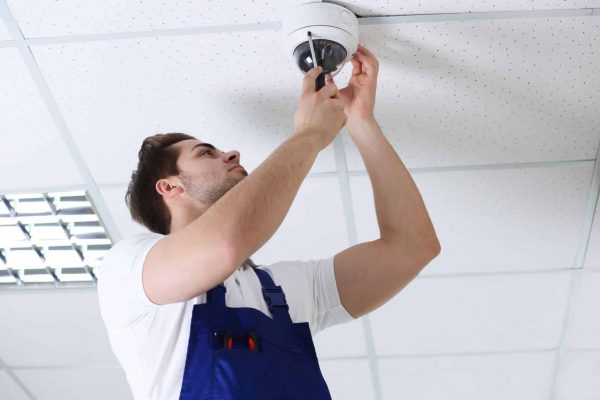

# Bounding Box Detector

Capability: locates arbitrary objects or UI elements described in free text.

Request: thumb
[301,66,323,95]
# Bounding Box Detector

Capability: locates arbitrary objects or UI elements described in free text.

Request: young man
[97,45,441,400]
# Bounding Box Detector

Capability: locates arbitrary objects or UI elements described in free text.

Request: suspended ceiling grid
[0,1,599,399]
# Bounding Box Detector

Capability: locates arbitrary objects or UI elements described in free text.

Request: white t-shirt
[97,232,355,400]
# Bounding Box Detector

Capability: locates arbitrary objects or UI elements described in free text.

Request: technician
[97,45,441,400]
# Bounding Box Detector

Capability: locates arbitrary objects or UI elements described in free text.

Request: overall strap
[252,267,293,324]
[206,283,226,308]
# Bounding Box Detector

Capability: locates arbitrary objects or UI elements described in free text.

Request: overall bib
[178,265,333,400]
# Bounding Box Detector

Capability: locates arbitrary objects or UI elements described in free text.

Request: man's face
[170,139,248,207]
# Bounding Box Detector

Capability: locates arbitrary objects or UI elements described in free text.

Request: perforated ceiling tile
[343,0,595,15]
[341,17,600,171]
[5,0,286,38]
[30,29,337,185]
[378,352,555,400]
[583,195,600,269]
[350,164,593,275]
[0,48,83,191]
[370,271,571,355]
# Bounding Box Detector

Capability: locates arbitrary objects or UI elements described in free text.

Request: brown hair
[125,132,196,235]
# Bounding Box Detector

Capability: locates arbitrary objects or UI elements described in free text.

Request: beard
[179,172,241,207]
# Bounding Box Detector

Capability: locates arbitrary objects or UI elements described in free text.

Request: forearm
[215,134,321,265]
[347,118,440,252]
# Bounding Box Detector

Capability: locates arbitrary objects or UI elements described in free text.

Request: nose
[224,150,241,164]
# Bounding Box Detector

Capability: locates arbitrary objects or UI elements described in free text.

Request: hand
[293,66,347,151]
[325,44,379,124]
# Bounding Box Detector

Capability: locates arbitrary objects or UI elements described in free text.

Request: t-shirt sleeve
[312,254,356,333]
[97,233,164,328]
[263,254,356,336]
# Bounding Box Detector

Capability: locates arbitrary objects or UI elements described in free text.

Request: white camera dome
[282,1,359,78]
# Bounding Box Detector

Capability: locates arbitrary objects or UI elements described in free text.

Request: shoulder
[97,232,165,323]
[98,232,164,280]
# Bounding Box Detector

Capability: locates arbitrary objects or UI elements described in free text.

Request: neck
[168,204,206,234]
[168,205,257,269]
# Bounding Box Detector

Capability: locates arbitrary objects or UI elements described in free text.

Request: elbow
[419,239,441,264]
[431,240,441,256]
[428,240,441,259]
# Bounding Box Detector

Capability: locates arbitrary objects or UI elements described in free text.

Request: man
[97,45,441,400]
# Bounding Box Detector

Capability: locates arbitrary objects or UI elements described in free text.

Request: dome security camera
[282,1,359,91]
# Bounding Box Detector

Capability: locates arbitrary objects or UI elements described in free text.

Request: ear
[155,177,183,199]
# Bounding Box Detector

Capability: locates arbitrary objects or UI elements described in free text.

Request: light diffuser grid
[0,190,112,287]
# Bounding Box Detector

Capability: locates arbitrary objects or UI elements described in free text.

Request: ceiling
[0,0,599,399]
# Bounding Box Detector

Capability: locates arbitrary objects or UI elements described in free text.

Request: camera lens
[293,39,347,75]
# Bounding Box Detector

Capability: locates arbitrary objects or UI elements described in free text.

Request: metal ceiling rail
[0,8,597,48]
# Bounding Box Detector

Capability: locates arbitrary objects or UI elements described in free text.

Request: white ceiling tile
[341,0,593,15]
[370,271,571,355]
[343,18,599,171]
[0,289,119,367]
[0,48,84,192]
[378,352,555,400]
[319,358,375,400]
[6,0,286,38]
[15,366,132,400]
[583,195,600,269]
[252,176,349,264]
[30,30,338,185]
[99,184,149,238]
[556,350,600,400]
[314,315,367,358]
[0,370,29,400]
[566,270,600,349]
[351,164,592,275]
[0,16,12,41]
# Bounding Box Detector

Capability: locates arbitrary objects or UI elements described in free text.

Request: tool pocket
[209,332,271,399]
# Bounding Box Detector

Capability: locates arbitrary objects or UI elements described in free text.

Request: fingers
[319,78,338,98]
[302,66,323,95]
[349,57,361,76]
[357,44,376,59]
[353,47,379,77]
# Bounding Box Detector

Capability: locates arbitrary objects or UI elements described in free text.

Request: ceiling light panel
[0,190,112,288]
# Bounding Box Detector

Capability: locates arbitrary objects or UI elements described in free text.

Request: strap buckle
[262,286,289,310]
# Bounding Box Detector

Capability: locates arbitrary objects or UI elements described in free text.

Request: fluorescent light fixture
[0,190,113,288]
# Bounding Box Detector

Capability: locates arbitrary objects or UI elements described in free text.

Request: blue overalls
[178,265,333,399]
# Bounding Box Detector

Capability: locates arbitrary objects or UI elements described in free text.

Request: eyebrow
[191,142,218,153]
